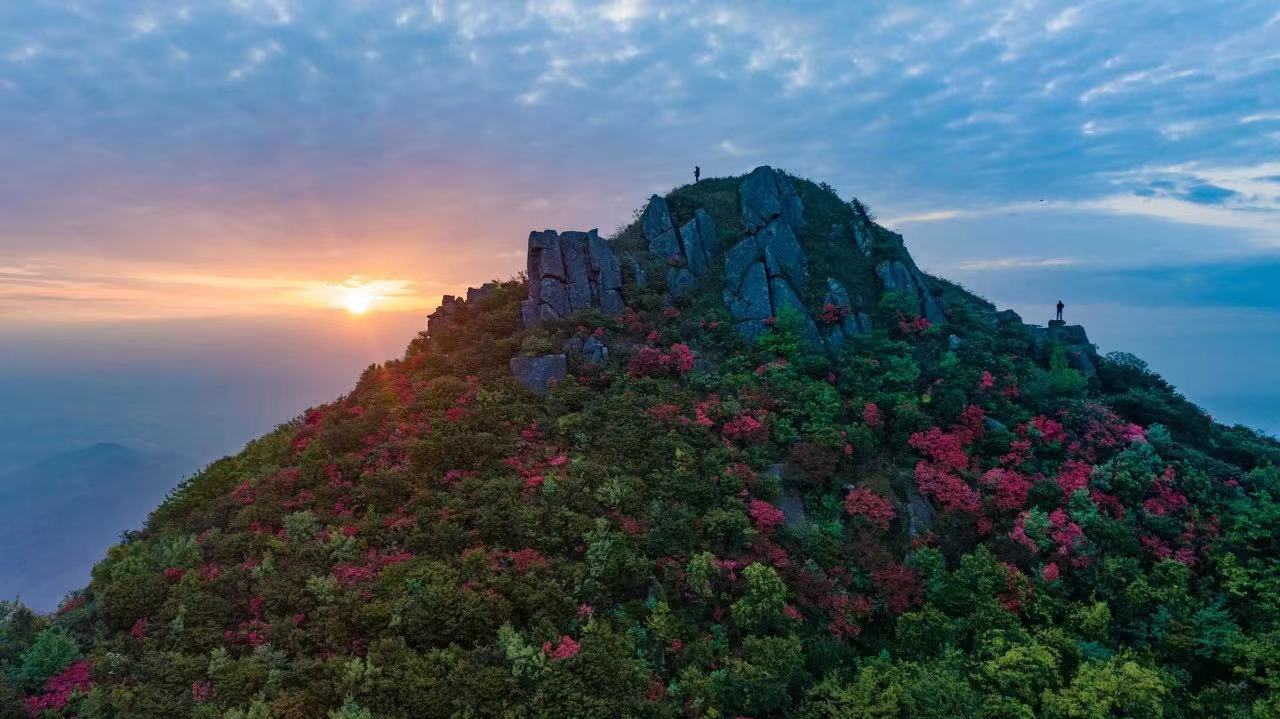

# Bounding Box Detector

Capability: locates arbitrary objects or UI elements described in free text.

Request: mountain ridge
[3,167,1279,719]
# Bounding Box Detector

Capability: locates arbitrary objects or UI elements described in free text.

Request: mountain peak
[9,167,1280,719]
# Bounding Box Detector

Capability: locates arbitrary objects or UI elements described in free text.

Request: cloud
[956,257,1079,271]
[0,258,435,322]
[2,0,1279,323]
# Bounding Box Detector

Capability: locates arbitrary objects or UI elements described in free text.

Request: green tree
[1041,656,1170,719]
[10,626,79,690]
[731,563,788,632]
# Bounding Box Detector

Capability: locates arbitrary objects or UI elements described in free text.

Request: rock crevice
[522,229,623,326]
[873,233,947,325]
[722,166,818,343]
[640,196,718,299]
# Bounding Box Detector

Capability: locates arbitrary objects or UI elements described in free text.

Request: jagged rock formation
[508,353,567,394]
[426,282,499,337]
[722,166,819,343]
[639,197,718,299]
[521,229,623,326]
[848,199,876,258]
[740,164,805,232]
[563,334,608,365]
[874,238,947,325]
[509,165,960,357]
[1030,320,1099,377]
[821,277,872,353]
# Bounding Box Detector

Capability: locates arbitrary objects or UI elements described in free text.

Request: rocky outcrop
[640,197,718,299]
[466,283,497,303]
[765,464,807,529]
[820,277,872,353]
[723,166,819,344]
[427,282,499,337]
[522,229,623,326]
[563,334,608,365]
[509,354,568,394]
[995,309,1023,327]
[849,200,876,258]
[1029,320,1098,377]
[778,489,807,529]
[897,469,935,538]
[740,165,804,233]
[874,248,947,325]
[640,195,681,260]
[427,295,462,337]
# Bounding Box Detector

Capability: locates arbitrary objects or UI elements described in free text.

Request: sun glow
[336,285,379,314]
[326,278,407,315]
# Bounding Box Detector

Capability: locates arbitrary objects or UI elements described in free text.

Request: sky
[1,0,1279,599]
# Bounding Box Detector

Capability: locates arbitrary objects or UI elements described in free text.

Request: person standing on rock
[1056,299,1065,322]
[694,165,700,183]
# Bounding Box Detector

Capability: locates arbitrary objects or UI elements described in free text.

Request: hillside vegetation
[3,170,1279,719]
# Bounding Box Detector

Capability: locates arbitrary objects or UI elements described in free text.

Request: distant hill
[3,168,1279,718]
[0,443,191,611]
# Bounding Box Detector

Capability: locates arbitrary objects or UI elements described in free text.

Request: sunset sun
[336,284,379,314]
[324,278,407,315]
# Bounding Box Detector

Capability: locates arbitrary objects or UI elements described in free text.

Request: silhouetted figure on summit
[1056,300,1065,322]
[694,165,701,183]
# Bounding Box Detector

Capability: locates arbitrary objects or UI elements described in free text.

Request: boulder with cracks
[640,196,718,299]
[723,166,819,345]
[521,229,624,326]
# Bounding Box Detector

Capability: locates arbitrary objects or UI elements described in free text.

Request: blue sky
[1,0,1279,435]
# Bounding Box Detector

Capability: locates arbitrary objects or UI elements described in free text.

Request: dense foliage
[4,175,1279,718]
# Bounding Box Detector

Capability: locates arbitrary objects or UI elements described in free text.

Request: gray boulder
[644,196,716,299]
[677,208,716,277]
[427,294,461,337]
[876,260,920,296]
[852,220,874,257]
[922,292,948,325]
[724,236,761,290]
[849,199,876,257]
[758,220,807,287]
[561,231,593,311]
[723,260,772,340]
[529,230,566,279]
[995,309,1023,327]
[740,165,804,232]
[1068,348,1098,378]
[466,282,498,303]
[723,168,823,347]
[778,489,807,530]
[509,354,568,395]
[641,195,681,260]
[822,277,866,340]
[563,335,608,365]
[875,259,947,325]
[899,471,935,538]
[666,267,697,299]
[1026,322,1099,377]
[624,253,647,289]
[523,228,625,326]
[429,283,502,336]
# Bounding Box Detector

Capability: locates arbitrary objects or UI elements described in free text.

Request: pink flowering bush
[543,635,580,660]
[24,660,93,715]
[748,499,786,533]
[628,343,696,378]
[722,411,769,443]
[843,488,896,531]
